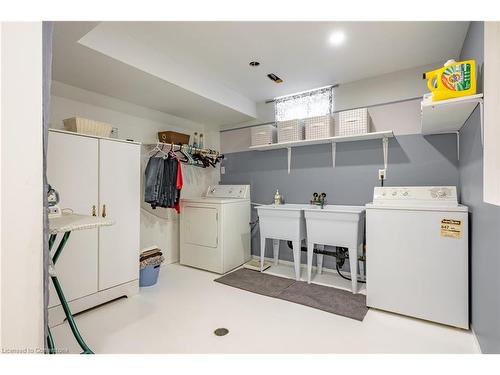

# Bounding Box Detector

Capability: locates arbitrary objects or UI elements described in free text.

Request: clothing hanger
[179,144,197,165]
[149,141,168,158]
[167,142,178,159]
[176,146,190,163]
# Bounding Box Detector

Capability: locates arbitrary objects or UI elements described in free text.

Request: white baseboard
[470,325,483,354]
[49,280,139,327]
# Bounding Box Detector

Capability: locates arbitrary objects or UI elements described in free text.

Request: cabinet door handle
[102,204,107,218]
[92,205,96,217]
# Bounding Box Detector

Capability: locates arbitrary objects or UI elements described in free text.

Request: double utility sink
[256,204,365,293]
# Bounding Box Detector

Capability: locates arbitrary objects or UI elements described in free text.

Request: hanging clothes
[144,153,183,211]
[144,157,164,209]
[174,159,183,214]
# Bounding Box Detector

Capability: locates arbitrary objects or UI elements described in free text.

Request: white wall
[333,62,438,111]
[219,62,442,154]
[0,22,45,352]
[49,82,221,264]
[50,81,217,144]
[220,62,441,132]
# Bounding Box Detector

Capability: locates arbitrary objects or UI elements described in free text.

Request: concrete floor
[50,262,479,354]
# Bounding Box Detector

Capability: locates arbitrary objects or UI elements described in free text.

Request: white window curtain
[275,86,334,122]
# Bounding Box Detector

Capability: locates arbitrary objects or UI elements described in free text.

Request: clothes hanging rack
[143,141,223,168]
[144,141,220,154]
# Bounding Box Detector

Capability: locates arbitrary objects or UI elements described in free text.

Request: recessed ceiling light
[329,31,346,46]
[249,61,260,67]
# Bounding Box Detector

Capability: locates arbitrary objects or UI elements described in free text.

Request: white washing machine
[180,185,251,274]
[366,186,469,329]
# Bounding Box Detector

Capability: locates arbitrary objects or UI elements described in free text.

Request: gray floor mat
[278,280,368,321]
[215,268,368,321]
[215,268,295,297]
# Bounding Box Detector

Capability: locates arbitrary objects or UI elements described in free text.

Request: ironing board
[47,213,114,354]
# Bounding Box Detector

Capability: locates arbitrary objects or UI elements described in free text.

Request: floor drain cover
[214,328,229,336]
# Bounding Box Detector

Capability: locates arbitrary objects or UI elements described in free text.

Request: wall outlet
[220,166,226,175]
[378,168,387,180]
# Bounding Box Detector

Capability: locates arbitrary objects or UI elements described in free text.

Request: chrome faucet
[310,192,327,209]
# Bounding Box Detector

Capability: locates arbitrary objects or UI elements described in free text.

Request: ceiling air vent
[267,73,283,83]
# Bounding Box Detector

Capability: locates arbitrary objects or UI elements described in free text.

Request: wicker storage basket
[251,124,276,146]
[338,108,370,136]
[304,115,334,140]
[277,119,304,143]
[63,117,113,138]
[158,131,190,145]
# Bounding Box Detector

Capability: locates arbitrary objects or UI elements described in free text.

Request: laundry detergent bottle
[423,59,476,101]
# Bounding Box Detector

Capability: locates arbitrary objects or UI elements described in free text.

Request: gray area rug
[215,268,368,321]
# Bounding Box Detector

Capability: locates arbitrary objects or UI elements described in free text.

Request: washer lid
[370,186,460,208]
[365,202,468,212]
[181,197,247,205]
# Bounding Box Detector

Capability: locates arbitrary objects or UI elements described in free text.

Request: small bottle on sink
[274,189,283,205]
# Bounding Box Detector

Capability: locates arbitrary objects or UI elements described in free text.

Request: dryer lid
[205,185,250,199]
[182,197,245,204]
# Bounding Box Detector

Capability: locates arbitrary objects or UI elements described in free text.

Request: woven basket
[304,115,334,140]
[277,119,304,143]
[338,108,370,136]
[251,124,276,146]
[63,117,113,138]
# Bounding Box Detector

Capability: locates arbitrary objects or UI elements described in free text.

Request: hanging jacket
[144,157,164,209]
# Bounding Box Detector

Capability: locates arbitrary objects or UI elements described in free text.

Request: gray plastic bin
[139,264,160,287]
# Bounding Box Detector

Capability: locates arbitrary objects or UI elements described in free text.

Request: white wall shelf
[421,94,483,135]
[249,131,393,151]
[249,130,394,173]
[421,94,484,161]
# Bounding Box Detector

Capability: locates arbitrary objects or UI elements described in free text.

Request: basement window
[275,86,334,122]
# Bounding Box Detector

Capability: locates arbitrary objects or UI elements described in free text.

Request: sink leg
[260,236,266,272]
[272,239,280,266]
[292,240,301,281]
[348,246,358,294]
[307,242,314,283]
[317,245,324,274]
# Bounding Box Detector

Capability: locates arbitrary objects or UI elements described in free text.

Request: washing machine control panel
[372,186,458,207]
[205,185,250,199]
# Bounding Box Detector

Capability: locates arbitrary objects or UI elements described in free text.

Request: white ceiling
[52,21,470,128]
[52,22,254,127]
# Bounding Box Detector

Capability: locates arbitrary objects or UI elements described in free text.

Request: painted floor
[50,262,479,354]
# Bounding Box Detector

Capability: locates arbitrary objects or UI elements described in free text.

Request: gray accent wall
[459,21,500,354]
[221,133,459,269]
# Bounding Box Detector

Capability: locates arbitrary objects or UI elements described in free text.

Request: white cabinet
[47,130,140,324]
[98,139,140,290]
[47,132,99,306]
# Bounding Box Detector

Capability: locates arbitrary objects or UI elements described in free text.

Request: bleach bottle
[423,59,476,101]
